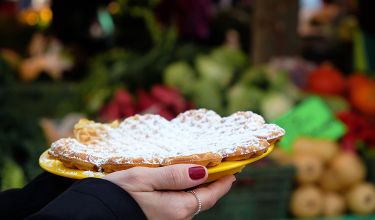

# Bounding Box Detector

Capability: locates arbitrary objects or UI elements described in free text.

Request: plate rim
[39,145,274,179]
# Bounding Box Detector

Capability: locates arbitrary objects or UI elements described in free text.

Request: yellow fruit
[323,192,346,217]
[293,154,323,184]
[330,152,366,189]
[320,169,344,192]
[293,137,339,163]
[290,185,323,218]
[346,183,375,215]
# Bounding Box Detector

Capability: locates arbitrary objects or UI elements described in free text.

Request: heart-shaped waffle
[48,109,285,172]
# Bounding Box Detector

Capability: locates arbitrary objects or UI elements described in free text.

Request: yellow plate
[39,145,274,183]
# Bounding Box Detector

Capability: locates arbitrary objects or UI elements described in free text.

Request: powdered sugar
[50,109,285,167]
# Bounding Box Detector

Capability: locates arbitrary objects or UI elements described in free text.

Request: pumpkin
[323,192,346,217]
[290,185,323,218]
[307,64,346,95]
[346,183,375,215]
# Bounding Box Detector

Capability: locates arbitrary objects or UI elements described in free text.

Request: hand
[104,164,235,220]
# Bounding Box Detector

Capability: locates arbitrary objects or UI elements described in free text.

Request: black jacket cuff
[71,178,146,219]
[27,177,146,220]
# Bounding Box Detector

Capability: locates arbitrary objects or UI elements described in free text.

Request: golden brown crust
[161,152,223,167]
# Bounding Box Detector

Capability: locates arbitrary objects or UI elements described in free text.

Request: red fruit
[157,107,175,120]
[349,81,375,116]
[307,64,346,95]
[113,89,136,117]
[341,133,357,152]
[100,101,121,121]
[137,89,158,112]
[114,89,133,104]
[347,73,371,91]
[151,85,186,113]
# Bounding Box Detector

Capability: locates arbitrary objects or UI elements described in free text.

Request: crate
[196,160,295,220]
[365,156,375,184]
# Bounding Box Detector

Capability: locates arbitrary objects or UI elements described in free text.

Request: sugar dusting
[50,109,285,167]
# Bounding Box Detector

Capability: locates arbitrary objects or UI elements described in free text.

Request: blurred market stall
[1,0,375,219]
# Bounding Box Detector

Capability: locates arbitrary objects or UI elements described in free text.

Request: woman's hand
[104,164,235,220]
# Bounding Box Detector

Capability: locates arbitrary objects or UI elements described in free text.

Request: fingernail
[189,166,206,180]
[232,176,236,182]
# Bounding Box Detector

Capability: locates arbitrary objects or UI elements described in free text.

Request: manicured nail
[189,166,206,180]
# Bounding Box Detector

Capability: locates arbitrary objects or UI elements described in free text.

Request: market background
[1,0,375,219]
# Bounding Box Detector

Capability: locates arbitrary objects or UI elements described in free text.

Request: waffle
[48,109,285,173]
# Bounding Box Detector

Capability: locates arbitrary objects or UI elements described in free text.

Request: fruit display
[265,63,375,218]
[163,47,301,119]
[272,136,375,218]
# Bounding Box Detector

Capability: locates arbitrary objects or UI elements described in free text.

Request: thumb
[113,164,208,192]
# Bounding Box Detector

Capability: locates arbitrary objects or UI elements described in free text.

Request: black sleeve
[0,172,75,220]
[26,178,147,220]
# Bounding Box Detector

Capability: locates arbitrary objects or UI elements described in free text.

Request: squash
[346,183,375,215]
[290,185,323,218]
[323,192,346,217]
[292,154,323,184]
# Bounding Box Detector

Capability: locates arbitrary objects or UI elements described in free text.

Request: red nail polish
[189,166,206,180]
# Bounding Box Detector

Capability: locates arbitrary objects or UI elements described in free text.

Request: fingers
[148,164,208,191]
[190,175,236,211]
[105,164,208,192]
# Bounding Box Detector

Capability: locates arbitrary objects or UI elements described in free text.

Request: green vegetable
[192,79,224,114]
[227,84,264,114]
[210,46,247,71]
[195,55,233,88]
[240,66,270,89]
[164,61,197,95]
[260,92,293,120]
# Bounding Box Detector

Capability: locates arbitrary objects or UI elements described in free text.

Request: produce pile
[164,51,375,218]
[99,85,192,121]
[268,64,375,218]
[163,47,302,120]
[272,137,375,218]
